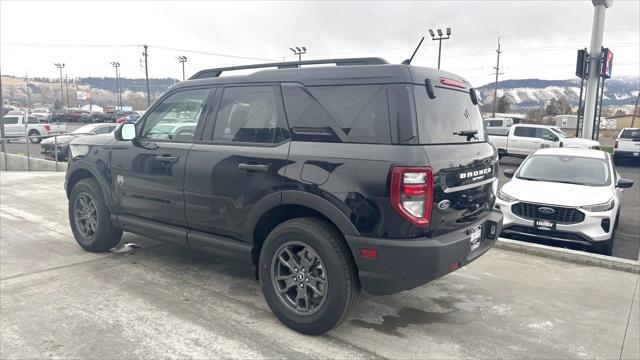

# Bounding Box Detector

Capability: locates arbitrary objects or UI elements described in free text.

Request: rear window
[414,85,486,144]
[485,120,503,127]
[620,129,640,140]
[282,84,394,144]
[2,116,19,125]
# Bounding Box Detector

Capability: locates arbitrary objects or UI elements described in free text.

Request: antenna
[402,36,425,65]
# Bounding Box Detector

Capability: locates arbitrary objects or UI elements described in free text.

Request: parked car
[40,123,117,160]
[496,147,633,255]
[55,110,89,123]
[30,108,51,121]
[613,128,640,164]
[115,114,140,124]
[65,57,503,334]
[484,117,514,136]
[2,113,67,143]
[490,124,600,158]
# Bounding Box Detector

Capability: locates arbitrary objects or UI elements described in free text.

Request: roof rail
[189,57,389,79]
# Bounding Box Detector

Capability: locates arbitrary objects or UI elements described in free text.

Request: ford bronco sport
[65,58,502,335]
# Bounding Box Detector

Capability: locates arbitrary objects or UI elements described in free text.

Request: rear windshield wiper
[452,129,478,141]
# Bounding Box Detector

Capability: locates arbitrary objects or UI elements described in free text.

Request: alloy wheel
[74,192,98,239]
[271,241,328,315]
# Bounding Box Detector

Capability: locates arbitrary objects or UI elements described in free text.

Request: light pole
[428,27,451,69]
[110,62,120,110]
[582,0,613,140]
[289,46,307,64]
[54,63,65,108]
[177,56,187,81]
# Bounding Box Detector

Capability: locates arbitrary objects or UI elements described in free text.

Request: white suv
[496,148,634,255]
[613,128,640,164]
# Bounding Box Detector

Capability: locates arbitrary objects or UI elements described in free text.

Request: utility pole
[54,63,65,108]
[65,69,69,109]
[25,73,32,112]
[0,66,6,169]
[429,28,452,69]
[582,0,613,140]
[289,47,307,65]
[110,62,121,110]
[492,37,503,118]
[631,91,639,127]
[177,56,187,81]
[143,45,151,107]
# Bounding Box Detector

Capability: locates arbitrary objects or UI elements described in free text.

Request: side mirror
[504,169,515,178]
[114,123,136,141]
[616,178,634,188]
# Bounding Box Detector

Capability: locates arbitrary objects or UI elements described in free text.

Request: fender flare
[243,190,359,244]
[66,158,114,211]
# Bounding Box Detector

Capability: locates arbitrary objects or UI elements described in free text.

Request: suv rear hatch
[412,76,498,236]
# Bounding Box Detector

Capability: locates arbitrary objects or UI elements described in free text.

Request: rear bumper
[345,210,503,295]
[613,150,640,158]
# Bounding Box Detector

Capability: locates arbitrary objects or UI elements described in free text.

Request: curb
[495,237,640,274]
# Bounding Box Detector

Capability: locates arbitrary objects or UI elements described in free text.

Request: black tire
[69,178,122,252]
[28,130,42,144]
[259,217,359,335]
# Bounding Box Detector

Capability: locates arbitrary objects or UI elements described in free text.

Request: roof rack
[189,57,389,79]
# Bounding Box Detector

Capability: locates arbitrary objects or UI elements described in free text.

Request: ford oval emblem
[538,207,555,215]
[438,200,451,210]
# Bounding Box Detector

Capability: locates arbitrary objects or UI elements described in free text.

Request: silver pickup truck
[2,113,67,144]
[489,124,600,158]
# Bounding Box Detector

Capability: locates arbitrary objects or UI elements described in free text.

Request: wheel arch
[66,160,113,211]
[245,190,359,266]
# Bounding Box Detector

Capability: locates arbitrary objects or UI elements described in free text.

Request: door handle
[155,155,179,163]
[238,163,269,172]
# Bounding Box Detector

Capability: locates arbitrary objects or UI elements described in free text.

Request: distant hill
[476,76,639,110]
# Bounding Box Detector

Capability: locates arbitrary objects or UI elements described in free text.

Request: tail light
[614,140,618,149]
[390,166,433,227]
[44,124,51,131]
[440,77,467,89]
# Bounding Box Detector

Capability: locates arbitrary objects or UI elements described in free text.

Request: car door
[535,128,558,149]
[510,126,536,155]
[110,87,213,229]
[184,84,291,242]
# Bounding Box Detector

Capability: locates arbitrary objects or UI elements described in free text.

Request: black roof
[174,57,472,89]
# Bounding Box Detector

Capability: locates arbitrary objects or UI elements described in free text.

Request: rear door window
[282,84,392,144]
[414,85,486,144]
[513,126,535,138]
[2,116,19,125]
[212,86,288,144]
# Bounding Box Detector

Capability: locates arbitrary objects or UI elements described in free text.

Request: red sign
[601,48,613,78]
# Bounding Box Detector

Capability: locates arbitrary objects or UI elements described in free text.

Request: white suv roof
[533,147,606,160]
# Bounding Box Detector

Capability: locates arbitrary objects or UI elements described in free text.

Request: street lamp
[110,62,121,110]
[53,63,65,108]
[428,27,451,69]
[289,46,307,63]
[177,56,187,81]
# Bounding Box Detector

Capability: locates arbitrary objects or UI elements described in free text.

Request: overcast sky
[1,0,638,87]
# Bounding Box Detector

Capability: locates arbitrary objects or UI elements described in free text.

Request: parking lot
[1,122,85,161]
[1,172,639,359]
[498,156,640,261]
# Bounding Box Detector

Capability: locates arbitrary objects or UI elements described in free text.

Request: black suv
[65,58,502,335]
